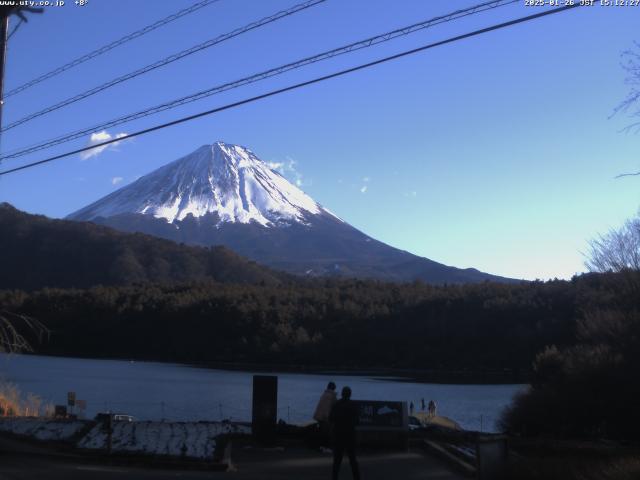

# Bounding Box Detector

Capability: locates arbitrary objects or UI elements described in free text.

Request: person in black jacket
[329,386,360,480]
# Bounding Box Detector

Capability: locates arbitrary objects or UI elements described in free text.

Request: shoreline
[18,352,529,385]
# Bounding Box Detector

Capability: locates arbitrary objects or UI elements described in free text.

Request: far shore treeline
[0,274,627,378]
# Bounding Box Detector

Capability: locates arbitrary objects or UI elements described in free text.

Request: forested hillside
[0,203,284,290]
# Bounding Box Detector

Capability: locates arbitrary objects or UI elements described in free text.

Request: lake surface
[0,354,525,432]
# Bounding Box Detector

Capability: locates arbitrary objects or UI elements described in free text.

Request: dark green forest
[1,273,631,380]
[501,278,640,440]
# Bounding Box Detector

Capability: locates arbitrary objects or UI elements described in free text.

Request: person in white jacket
[313,381,337,446]
[314,382,337,422]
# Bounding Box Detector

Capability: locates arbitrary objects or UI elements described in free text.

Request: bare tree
[614,43,640,130]
[614,43,640,178]
[585,215,640,273]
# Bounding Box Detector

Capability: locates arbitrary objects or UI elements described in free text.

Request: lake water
[0,354,525,432]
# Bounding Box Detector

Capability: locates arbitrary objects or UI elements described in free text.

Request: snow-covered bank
[77,421,250,459]
[0,417,251,460]
[0,417,89,441]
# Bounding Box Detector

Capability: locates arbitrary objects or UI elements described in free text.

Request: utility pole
[0,6,43,153]
[0,11,9,151]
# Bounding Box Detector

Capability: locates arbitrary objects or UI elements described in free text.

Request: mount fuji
[68,141,512,284]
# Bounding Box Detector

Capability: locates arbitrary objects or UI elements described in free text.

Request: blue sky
[0,0,638,280]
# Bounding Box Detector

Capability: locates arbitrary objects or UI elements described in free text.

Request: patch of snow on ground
[77,421,250,459]
[0,417,89,441]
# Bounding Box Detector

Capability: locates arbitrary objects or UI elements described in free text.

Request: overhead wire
[3,0,224,99]
[0,0,326,133]
[0,3,582,178]
[0,0,518,162]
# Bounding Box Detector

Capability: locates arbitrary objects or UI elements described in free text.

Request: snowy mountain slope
[68,141,515,284]
[68,142,333,226]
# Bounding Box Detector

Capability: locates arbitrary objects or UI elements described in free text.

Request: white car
[113,414,135,422]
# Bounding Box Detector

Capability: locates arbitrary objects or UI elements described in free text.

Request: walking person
[314,381,337,446]
[421,398,425,411]
[410,401,414,415]
[330,386,360,480]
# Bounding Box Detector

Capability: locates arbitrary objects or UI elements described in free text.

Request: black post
[107,414,113,455]
[251,375,278,444]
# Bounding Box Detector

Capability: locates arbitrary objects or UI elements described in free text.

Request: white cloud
[267,156,308,187]
[111,176,123,185]
[403,190,417,198]
[358,176,371,193]
[80,130,129,160]
[266,161,284,170]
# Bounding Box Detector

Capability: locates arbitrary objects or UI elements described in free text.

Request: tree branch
[615,171,640,179]
[0,311,48,353]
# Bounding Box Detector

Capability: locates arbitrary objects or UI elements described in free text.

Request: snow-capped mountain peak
[68,141,328,227]
[67,141,513,284]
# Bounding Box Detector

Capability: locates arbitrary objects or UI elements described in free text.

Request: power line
[0,0,518,162]
[0,4,581,178]
[1,0,326,133]
[3,0,223,100]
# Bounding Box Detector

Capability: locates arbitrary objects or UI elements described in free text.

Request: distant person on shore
[428,399,437,418]
[329,386,360,480]
[410,401,414,415]
[421,398,425,411]
[314,381,337,445]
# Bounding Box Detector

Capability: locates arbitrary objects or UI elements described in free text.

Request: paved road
[232,446,465,479]
[0,435,464,479]
[0,451,464,480]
